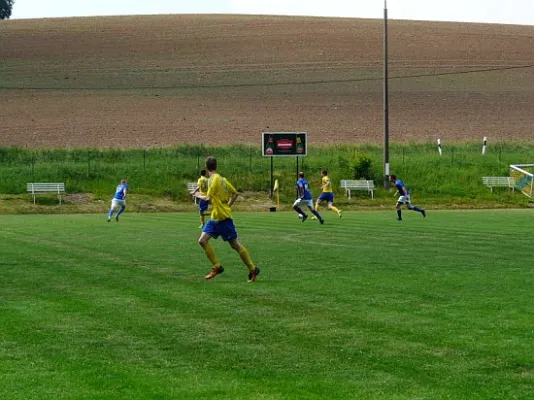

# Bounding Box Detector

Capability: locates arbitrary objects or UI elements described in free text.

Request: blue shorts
[198,199,209,214]
[317,192,334,203]
[202,218,238,242]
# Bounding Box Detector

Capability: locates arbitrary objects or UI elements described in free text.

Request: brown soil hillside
[0,14,533,148]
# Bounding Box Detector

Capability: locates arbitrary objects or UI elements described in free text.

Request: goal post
[510,164,534,198]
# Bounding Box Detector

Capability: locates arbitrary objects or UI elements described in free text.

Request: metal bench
[482,176,515,192]
[340,180,376,199]
[27,183,66,205]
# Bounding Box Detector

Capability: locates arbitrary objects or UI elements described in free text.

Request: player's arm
[228,192,239,207]
[297,183,304,199]
[322,179,331,190]
[401,185,408,196]
[122,188,128,199]
[194,192,210,201]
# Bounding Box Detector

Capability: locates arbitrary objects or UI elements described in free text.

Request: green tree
[0,0,14,20]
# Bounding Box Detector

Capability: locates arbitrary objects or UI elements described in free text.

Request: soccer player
[389,174,426,221]
[314,169,342,218]
[107,179,128,222]
[194,156,260,283]
[190,169,209,228]
[293,172,324,224]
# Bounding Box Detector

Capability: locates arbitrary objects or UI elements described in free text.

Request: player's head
[205,156,217,172]
[298,171,305,178]
[200,169,207,177]
[389,174,397,182]
[120,178,127,185]
[321,169,328,176]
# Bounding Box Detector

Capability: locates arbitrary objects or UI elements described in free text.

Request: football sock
[294,206,306,217]
[412,206,422,213]
[237,246,255,272]
[397,209,402,219]
[311,209,323,220]
[117,206,126,217]
[203,243,221,267]
[200,214,205,225]
[330,206,340,213]
[108,209,114,218]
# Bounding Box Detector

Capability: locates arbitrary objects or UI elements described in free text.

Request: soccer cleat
[115,215,119,222]
[198,224,204,229]
[319,218,325,225]
[396,217,403,221]
[248,267,260,283]
[301,214,308,223]
[311,216,317,220]
[421,209,426,218]
[205,266,224,280]
[338,210,343,218]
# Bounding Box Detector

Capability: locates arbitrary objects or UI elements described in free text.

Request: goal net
[510,164,534,198]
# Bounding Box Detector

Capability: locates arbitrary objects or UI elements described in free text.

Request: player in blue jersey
[293,172,324,224]
[389,174,426,221]
[107,179,128,222]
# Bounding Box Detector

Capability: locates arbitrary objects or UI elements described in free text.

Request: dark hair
[200,169,207,176]
[321,169,327,175]
[120,178,127,184]
[389,174,397,180]
[298,171,304,178]
[205,156,217,172]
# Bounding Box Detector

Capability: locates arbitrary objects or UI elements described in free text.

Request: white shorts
[293,198,314,208]
[111,199,126,209]
[397,195,411,204]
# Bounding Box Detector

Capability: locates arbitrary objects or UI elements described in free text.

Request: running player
[107,179,128,222]
[293,172,324,224]
[314,169,342,218]
[389,174,426,221]
[194,156,260,282]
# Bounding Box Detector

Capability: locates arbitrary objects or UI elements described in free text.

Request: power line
[0,64,532,91]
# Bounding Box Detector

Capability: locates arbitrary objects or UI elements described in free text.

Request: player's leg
[198,199,208,228]
[222,219,259,282]
[307,201,324,224]
[107,199,118,221]
[311,198,322,220]
[293,198,308,221]
[198,223,224,279]
[115,200,126,221]
[407,201,426,217]
[327,194,341,216]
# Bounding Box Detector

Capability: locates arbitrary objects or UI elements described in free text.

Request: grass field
[1,210,533,399]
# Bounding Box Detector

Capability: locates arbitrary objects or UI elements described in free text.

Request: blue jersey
[113,184,128,200]
[395,179,409,195]
[297,178,312,200]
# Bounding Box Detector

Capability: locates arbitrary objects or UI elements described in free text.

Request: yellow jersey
[322,175,333,193]
[207,173,237,221]
[197,176,209,196]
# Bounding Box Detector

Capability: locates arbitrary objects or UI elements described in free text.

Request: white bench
[187,182,198,203]
[27,183,66,205]
[340,180,376,199]
[482,176,515,192]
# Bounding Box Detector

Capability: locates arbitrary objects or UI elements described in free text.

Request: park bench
[187,182,198,203]
[482,176,515,192]
[27,183,66,205]
[340,180,376,199]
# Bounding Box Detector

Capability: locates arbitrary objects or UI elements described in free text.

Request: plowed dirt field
[1,15,533,148]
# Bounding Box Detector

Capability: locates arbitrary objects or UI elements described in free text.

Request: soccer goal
[510,164,534,198]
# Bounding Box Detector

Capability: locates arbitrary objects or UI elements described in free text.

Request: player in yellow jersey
[193,156,260,283]
[190,169,209,228]
[313,169,342,218]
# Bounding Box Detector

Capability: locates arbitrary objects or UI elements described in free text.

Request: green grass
[1,211,533,399]
[1,143,533,207]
